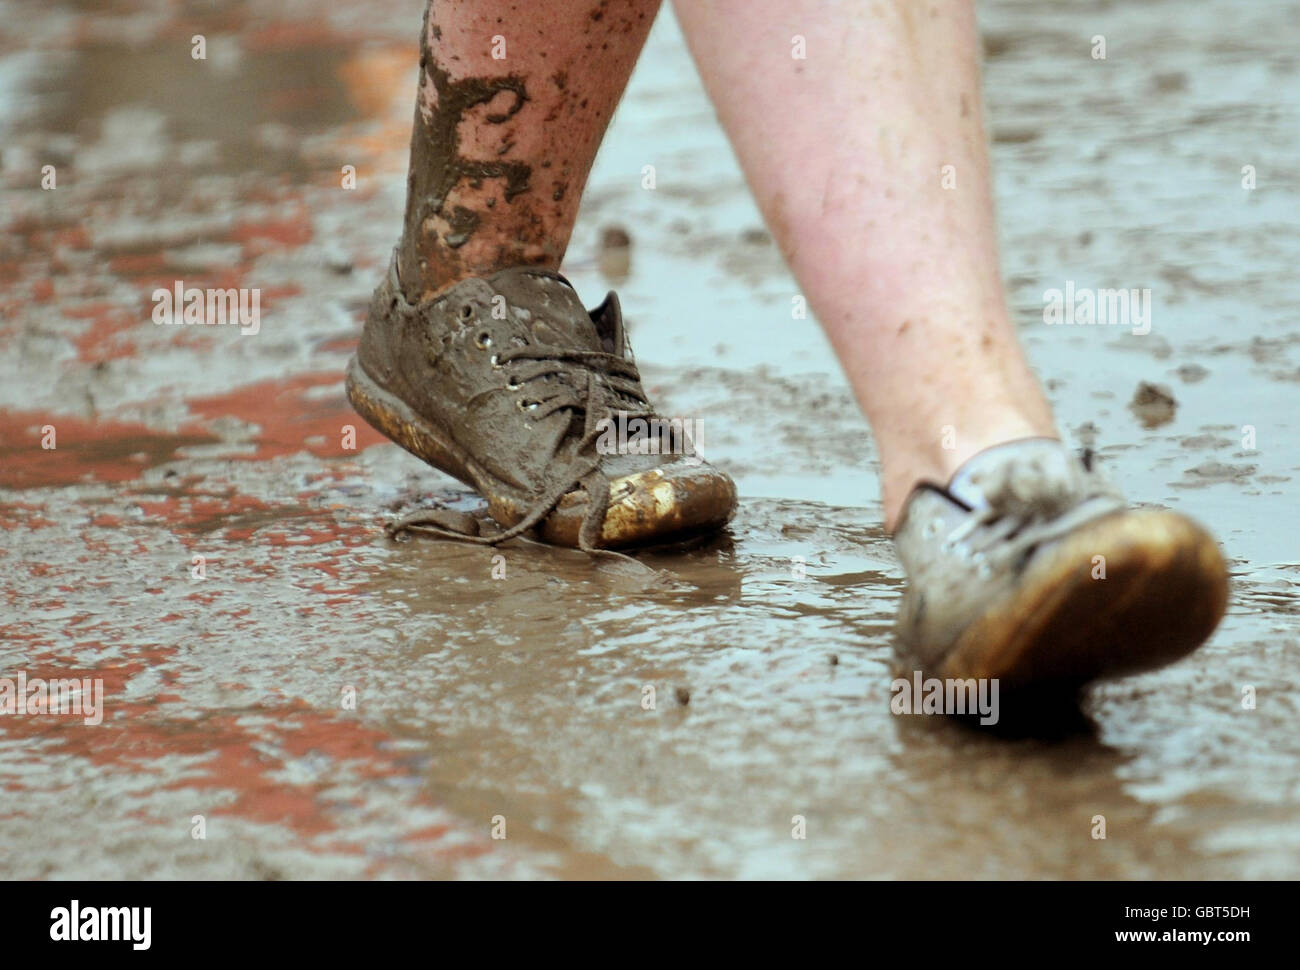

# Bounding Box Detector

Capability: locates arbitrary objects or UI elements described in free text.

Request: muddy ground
[1,0,1297,879]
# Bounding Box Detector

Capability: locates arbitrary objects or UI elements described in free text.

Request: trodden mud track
[0,0,1297,878]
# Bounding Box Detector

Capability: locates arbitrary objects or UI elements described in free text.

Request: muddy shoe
[346,256,737,551]
[893,438,1228,691]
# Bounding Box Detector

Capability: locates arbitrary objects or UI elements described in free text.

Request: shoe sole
[930,509,1229,691]
[345,354,737,548]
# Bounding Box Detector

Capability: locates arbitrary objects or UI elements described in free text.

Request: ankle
[395,243,562,304]
[394,252,468,304]
[880,417,1060,532]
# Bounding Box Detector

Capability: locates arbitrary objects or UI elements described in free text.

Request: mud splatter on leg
[396,0,663,300]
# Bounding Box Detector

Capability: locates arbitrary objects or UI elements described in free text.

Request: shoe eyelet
[461,305,474,321]
[517,399,537,412]
[506,378,520,390]
[475,332,492,349]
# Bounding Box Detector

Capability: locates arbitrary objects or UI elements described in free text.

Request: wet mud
[1,0,1298,878]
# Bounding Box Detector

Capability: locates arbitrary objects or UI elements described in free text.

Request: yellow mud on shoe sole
[936,509,1229,690]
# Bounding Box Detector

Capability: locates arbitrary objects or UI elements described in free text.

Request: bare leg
[673,0,1057,529]
[398,0,662,300]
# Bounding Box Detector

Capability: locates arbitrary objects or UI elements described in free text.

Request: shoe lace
[937,494,1125,577]
[387,340,656,561]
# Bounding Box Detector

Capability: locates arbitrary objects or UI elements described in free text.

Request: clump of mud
[598,225,631,281]
[1176,363,1209,384]
[1129,381,1178,428]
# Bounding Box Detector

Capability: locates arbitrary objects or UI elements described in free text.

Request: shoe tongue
[946,438,1083,515]
[490,268,603,352]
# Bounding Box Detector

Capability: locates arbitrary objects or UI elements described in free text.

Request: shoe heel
[344,355,473,486]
